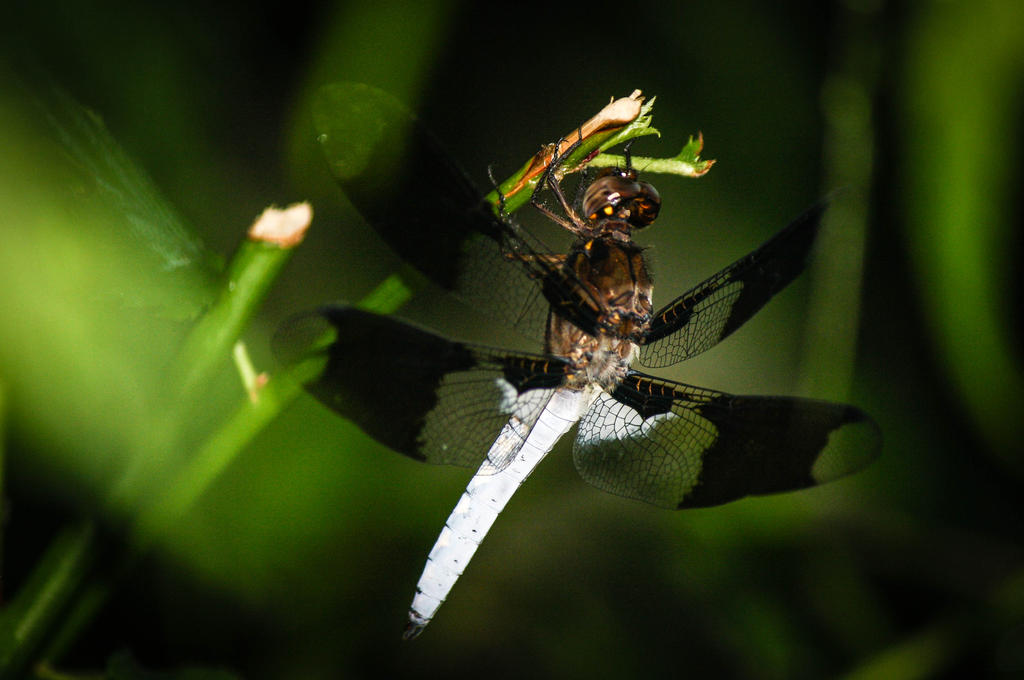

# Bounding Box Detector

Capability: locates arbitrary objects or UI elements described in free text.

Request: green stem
[131,366,302,549]
[232,341,262,401]
[174,223,307,397]
[902,0,1024,467]
[797,1,877,403]
[108,207,311,516]
[481,96,660,215]
[0,522,96,679]
[0,207,316,674]
[4,267,409,677]
[32,361,312,665]
[135,272,411,546]
[35,576,113,673]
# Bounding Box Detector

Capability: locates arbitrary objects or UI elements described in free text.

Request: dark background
[2,1,1022,678]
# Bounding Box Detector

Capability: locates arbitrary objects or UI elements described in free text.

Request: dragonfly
[274,84,880,639]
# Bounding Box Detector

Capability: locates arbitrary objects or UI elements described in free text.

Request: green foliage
[1,1,1023,678]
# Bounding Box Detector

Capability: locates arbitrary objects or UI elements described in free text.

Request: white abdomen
[404,387,597,639]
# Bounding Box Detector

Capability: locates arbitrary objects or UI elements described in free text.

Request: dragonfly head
[582,167,661,231]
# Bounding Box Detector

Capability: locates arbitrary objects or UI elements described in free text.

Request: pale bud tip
[248,202,313,248]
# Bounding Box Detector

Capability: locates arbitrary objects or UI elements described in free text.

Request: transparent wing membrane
[273,306,569,470]
[574,372,880,508]
[640,202,828,368]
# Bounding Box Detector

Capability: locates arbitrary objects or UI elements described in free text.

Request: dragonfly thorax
[583,340,636,390]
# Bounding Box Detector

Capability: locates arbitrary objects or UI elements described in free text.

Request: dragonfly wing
[313,83,558,340]
[273,305,570,470]
[573,371,879,509]
[639,201,828,368]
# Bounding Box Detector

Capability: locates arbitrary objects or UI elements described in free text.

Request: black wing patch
[272,306,571,471]
[314,82,599,343]
[638,201,828,368]
[573,371,880,509]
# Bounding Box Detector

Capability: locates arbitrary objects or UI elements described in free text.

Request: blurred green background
[2,0,1023,678]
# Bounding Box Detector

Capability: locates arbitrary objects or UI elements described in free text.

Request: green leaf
[593,133,716,177]
[24,74,221,320]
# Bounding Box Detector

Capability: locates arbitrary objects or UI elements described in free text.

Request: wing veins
[639,201,828,368]
[573,370,879,509]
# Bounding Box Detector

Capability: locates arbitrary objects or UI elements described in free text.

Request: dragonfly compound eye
[583,171,661,229]
[627,180,661,228]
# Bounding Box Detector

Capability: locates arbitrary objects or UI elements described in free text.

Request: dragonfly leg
[530,129,589,234]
